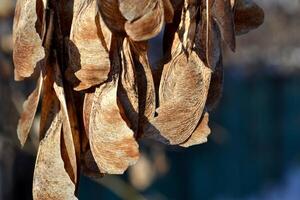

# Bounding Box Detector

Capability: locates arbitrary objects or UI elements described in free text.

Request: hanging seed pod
[234,0,265,35]
[144,0,212,145]
[88,38,139,174]
[12,0,264,198]
[13,0,45,80]
[68,0,111,90]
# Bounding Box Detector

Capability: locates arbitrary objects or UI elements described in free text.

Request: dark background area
[1,1,300,199]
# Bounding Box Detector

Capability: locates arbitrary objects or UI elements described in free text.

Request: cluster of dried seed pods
[13,0,264,198]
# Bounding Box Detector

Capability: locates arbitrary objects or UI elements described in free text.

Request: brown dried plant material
[195,16,224,110]
[53,61,78,183]
[69,0,111,90]
[162,0,174,23]
[12,0,265,197]
[199,0,235,70]
[130,41,156,135]
[97,0,126,34]
[234,0,264,35]
[89,40,139,174]
[211,0,235,51]
[89,79,139,174]
[145,52,212,145]
[33,112,77,200]
[17,73,43,146]
[13,0,45,80]
[124,0,164,41]
[118,38,139,133]
[180,112,210,147]
[119,0,157,22]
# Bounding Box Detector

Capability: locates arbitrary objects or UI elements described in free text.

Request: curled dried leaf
[17,73,43,147]
[13,0,45,80]
[33,112,77,200]
[69,0,111,90]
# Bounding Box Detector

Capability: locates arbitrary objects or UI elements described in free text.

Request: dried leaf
[69,0,111,90]
[13,0,45,80]
[33,112,77,200]
[144,52,212,145]
[17,73,43,146]
[125,0,164,41]
[180,112,210,147]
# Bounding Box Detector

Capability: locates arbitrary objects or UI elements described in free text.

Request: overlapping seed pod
[13,0,264,198]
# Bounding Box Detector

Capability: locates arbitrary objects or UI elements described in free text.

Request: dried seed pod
[124,0,164,41]
[118,38,139,133]
[211,0,235,51]
[162,0,174,23]
[89,79,139,174]
[69,0,111,90]
[33,112,77,200]
[119,0,157,22]
[89,39,139,174]
[17,73,43,146]
[144,52,212,145]
[234,0,264,35]
[195,16,223,110]
[200,0,235,69]
[130,41,156,135]
[13,0,45,80]
[97,0,126,34]
[53,60,77,183]
[180,112,210,147]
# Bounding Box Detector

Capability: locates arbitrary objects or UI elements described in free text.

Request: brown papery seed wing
[17,73,43,147]
[234,0,264,35]
[69,0,111,90]
[130,42,156,135]
[180,112,211,147]
[119,0,157,22]
[118,38,139,133]
[53,61,77,183]
[33,113,77,200]
[212,0,235,51]
[144,52,212,145]
[13,0,45,80]
[97,0,126,34]
[89,79,139,174]
[125,0,164,41]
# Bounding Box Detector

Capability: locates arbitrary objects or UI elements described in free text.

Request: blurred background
[1,0,300,199]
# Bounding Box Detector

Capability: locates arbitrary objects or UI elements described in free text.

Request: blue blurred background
[0,0,300,199]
